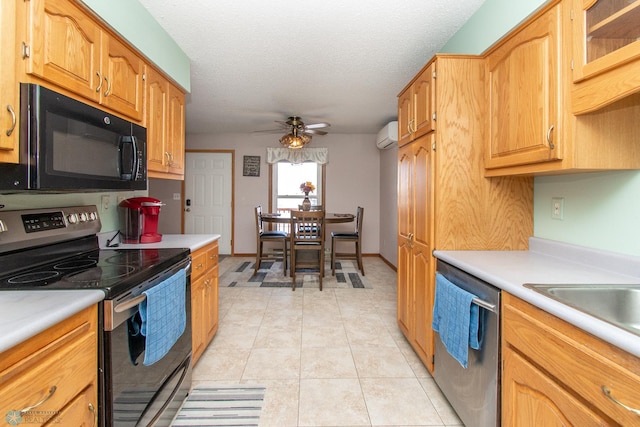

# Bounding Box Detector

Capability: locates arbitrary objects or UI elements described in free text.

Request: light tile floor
[192,256,463,427]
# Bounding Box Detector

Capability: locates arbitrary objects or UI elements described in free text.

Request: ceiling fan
[256,116,331,149]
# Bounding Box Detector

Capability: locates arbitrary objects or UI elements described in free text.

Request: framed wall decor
[243,155,261,177]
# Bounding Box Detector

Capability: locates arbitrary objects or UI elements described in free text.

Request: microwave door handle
[131,135,139,181]
[119,136,138,181]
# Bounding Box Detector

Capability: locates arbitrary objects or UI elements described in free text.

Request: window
[272,162,323,212]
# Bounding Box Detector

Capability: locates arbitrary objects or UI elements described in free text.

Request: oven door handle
[114,294,146,313]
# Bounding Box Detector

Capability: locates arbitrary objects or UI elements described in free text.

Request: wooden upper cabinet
[484,0,640,176]
[24,0,144,121]
[485,3,562,170]
[572,0,640,114]
[146,66,186,180]
[397,63,435,146]
[0,0,19,164]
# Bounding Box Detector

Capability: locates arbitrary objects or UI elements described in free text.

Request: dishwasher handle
[472,297,497,313]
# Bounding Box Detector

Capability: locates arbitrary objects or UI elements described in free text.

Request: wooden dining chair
[290,210,325,290]
[331,206,364,276]
[254,206,288,276]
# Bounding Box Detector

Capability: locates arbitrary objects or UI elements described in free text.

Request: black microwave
[0,84,147,192]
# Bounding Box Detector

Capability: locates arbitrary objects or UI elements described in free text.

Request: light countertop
[99,233,220,251]
[434,237,640,357]
[0,290,104,353]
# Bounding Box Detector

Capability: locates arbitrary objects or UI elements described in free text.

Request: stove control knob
[67,213,79,224]
[0,219,7,232]
[78,213,88,222]
[88,212,98,221]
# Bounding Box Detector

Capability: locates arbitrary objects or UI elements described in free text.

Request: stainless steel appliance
[0,206,191,426]
[0,84,146,192]
[433,260,501,427]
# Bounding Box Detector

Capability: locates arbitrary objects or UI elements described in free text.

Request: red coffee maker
[119,197,164,243]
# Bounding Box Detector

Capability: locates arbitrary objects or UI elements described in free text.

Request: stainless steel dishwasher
[433,260,501,427]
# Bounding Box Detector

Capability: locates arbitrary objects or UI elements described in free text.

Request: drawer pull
[89,402,97,427]
[602,385,640,416]
[195,263,204,269]
[6,105,16,136]
[20,386,57,415]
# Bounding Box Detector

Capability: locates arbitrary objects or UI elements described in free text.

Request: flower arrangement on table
[300,182,315,194]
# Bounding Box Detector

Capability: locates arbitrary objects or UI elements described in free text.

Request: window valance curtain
[266,147,328,164]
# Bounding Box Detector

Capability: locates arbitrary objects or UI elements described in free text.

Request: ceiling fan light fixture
[279,131,312,149]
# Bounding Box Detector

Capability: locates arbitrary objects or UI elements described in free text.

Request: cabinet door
[572,0,640,113]
[205,265,219,343]
[26,0,102,103]
[397,88,412,147]
[146,67,169,174]
[410,136,433,368]
[191,274,206,365]
[502,347,609,426]
[167,83,186,177]
[412,63,436,139]
[396,144,413,335]
[486,4,561,169]
[101,35,144,121]
[0,0,19,163]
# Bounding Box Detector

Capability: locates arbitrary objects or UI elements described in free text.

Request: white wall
[186,132,380,255]
[379,145,398,266]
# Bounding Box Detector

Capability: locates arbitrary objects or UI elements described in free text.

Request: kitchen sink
[524,284,640,337]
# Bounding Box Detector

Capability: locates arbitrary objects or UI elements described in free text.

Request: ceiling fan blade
[304,129,328,136]
[305,122,331,129]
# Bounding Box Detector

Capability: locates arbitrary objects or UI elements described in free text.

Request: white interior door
[184,152,232,254]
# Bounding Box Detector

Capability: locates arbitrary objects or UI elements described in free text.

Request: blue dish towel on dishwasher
[140,268,187,366]
[432,273,481,368]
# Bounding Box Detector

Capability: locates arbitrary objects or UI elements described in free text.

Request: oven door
[101,261,192,427]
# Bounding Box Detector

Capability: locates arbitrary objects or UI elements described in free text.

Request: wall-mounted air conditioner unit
[376,121,398,149]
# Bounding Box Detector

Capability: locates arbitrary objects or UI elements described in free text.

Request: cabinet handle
[546,125,555,150]
[6,105,16,136]
[104,76,111,96]
[96,72,103,93]
[602,386,640,416]
[20,386,57,415]
[195,263,204,270]
[89,402,98,427]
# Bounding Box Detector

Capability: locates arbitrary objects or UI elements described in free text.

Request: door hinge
[432,141,436,151]
[432,112,437,121]
[570,59,574,70]
[432,70,437,79]
[21,42,30,59]
[570,9,574,20]
[432,354,435,365]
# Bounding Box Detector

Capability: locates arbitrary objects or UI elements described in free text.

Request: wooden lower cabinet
[0,305,98,426]
[503,293,640,426]
[191,240,219,365]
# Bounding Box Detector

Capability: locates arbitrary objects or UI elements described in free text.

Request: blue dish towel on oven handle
[432,273,481,368]
[139,268,187,366]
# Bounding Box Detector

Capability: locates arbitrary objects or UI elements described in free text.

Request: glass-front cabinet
[572,0,640,113]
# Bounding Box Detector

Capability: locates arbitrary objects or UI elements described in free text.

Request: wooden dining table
[260,211,355,224]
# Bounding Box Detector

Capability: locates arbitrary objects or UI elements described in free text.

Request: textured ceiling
[137,0,485,135]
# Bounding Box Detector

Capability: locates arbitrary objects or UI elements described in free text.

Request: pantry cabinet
[503,293,640,426]
[484,0,640,176]
[397,55,533,372]
[191,240,219,365]
[0,305,98,426]
[146,66,186,180]
[0,0,19,164]
[22,0,145,122]
[572,0,640,114]
[397,63,436,147]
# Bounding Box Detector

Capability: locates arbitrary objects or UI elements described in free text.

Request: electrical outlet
[173,193,181,201]
[101,195,110,211]
[551,197,564,220]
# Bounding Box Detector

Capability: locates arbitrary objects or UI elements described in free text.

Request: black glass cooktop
[0,236,189,298]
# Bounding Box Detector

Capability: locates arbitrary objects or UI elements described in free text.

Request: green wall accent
[534,172,640,256]
[442,0,640,256]
[80,0,190,91]
[441,0,547,54]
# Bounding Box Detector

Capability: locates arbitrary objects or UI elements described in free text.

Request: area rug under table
[220,259,371,289]
[171,385,266,426]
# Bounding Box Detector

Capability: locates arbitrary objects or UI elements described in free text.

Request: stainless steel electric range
[0,206,192,426]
